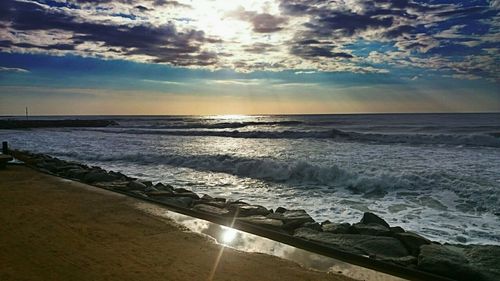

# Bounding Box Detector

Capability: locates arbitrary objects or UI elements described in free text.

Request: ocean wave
[53,152,452,195]
[52,150,499,213]
[125,120,303,130]
[349,131,500,147]
[90,127,500,147]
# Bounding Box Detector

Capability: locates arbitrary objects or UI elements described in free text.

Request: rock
[154,182,174,191]
[227,200,249,207]
[83,170,120,183]
[94,180,129,190]
[201,194,213,201]
[36,160,58,171]
[193,204,230,216]
[360,212,391,228]
[174,191,200,200]
[127,180,147,191]
[128,190,148,198]
[378,255,417,267]
[267,209,315,231]
[322,222,351,234]
[228,204,270,217]
[321,220,332,226]
[349,223,391,236]
[108,171,127,180]
[237,215,284,229]
[463,245,500,281]
[147,191,175,197]
[64,168,89,179]
[154,196,194,208]
[301,222,322,231]
[394,231,431,256]
[294,228,409,259]
[146,189,200,200]
[144,186,159,193]
[275,207,287,213]
[390,226,405,234]
[140,180,153,187]
[418,244,483,281]
[53,164,82,173]
[174,187,194,193]
[456,236,467,243]
[194,199,226,209]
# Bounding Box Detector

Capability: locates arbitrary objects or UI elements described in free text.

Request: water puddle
[134,202,407,281]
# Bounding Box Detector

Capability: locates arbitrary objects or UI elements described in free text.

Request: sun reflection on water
[214,114,250,120]
[220,226,238,244]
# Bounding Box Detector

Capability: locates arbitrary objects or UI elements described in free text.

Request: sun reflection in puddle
[220,226,238,244]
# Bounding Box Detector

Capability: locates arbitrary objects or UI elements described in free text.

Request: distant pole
[2,142,7,154]
[26,107,28,120]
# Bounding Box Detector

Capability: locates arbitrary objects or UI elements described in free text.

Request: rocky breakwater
[11,150,500,281]
[0,119,117,129]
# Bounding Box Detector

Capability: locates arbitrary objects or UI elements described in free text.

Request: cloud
[295,71,316,74]
[142,79,185,85]
[291,44,354,59]
[0,0,219,67]
[0,66,29,73]
[152,0,191,8]
[243,43,279,54]
[0,0,497,81]
[206,79,265,86]
[227,7,288,33]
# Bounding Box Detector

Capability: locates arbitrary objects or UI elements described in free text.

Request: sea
[1,113,499,245]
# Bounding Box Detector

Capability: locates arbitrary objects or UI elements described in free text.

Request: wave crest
[89,127,500,147]
[54,152,441,195]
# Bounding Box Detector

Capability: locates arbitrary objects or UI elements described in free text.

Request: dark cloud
[291,43,353,59]
[243,43,279,54]
[152,0,191,8]
[13,42,75,51]
[228,8,288,33]
[304,12,393,37]
[278,0,324,15]
[0,0,217,66]
[135,5,151,12]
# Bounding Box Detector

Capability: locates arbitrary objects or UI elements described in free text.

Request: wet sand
[0,165,356,281]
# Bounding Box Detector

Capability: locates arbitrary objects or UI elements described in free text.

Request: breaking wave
[53,151,486,199]
[91,127,500,147]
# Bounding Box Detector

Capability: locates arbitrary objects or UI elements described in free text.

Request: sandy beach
[0,165,356,281]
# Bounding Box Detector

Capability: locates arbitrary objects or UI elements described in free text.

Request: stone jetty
[0,119,117,129]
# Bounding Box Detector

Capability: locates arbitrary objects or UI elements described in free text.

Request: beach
[2,114,499,245]
[0,165,355,281]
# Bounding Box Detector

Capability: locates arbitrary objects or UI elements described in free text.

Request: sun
[191,2,249,39]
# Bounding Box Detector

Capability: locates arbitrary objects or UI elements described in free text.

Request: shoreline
[0,165,357,281]
[6,149,499,281]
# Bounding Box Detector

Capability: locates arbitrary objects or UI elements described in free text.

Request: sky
[0,0,499,115]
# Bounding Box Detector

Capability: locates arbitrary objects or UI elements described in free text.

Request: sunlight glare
[221,227,238,244]
[218,114,249,120]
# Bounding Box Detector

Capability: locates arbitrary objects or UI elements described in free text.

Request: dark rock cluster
[11,150,500,281]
